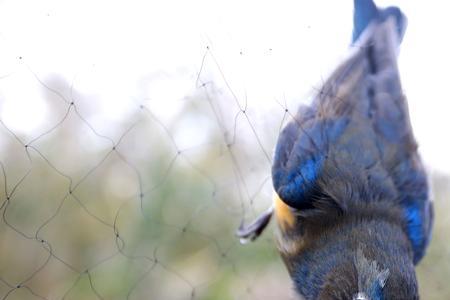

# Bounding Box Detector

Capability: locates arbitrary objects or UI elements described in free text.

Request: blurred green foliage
[0,82,448,300]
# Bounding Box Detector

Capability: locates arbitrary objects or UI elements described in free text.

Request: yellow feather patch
[274,194,295,230]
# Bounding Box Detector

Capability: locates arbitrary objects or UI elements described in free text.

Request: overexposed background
[1,0,449,173]
[0,1,448,299]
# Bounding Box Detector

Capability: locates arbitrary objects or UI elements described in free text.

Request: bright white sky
[0,0,449,175]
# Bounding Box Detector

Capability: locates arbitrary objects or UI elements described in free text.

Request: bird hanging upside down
[237,0,433,299]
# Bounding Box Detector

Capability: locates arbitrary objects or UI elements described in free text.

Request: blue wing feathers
[274,117,348,208]
[272,0,432,264]
[393,157,432,263]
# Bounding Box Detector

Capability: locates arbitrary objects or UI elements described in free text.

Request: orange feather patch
[274,194,295,230]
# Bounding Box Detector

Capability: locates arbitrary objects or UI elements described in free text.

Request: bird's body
[238,1,433,299]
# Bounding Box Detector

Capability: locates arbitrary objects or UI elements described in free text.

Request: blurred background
[0,0,448,299]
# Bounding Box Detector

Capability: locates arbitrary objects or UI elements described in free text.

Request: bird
[236,0,433,299]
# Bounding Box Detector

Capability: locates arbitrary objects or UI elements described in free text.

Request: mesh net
[0,1,449,300]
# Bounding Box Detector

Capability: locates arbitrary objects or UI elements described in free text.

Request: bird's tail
[352,0,407,43]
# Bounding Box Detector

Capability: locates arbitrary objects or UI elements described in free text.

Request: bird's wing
[272,16,433,263]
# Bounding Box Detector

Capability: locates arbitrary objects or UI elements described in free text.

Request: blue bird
[237,1,433,299]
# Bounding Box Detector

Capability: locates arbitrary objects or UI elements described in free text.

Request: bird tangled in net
[237,1,433,299]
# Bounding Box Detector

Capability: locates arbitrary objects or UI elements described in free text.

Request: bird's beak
[236,206,273,244]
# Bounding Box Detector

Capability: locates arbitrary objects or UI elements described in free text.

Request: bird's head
[237,193,419,300]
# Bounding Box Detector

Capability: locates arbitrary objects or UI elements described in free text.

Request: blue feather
[272,117,348,208]
[353,0,407,43]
